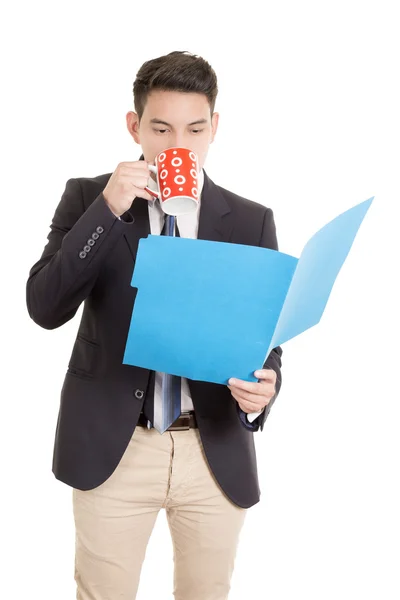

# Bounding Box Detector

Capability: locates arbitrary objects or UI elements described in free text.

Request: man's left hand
[228,369,277,413]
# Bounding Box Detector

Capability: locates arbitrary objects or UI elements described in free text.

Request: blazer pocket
[67,335,99,379]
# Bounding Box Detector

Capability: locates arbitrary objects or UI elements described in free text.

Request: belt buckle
[169,414,191,431]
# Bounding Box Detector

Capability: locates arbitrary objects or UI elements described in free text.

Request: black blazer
[26,170,282,509]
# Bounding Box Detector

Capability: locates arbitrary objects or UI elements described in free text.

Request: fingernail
[229,378,236,385]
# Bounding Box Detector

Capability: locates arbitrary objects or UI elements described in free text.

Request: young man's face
[126,90,219,170]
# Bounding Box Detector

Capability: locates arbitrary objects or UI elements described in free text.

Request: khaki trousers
[73,424,247,600]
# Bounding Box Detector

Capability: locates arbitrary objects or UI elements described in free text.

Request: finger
[229,387,273,407]
[131,176,152,189]
[228,378,268,396]
[132,186,154,202]
[119,163,151,176]
[119,161,149,169]
[117,174,151,190]
[254,369,276,382]
[141,190,155,202]
[228,386,270,412]
[237,398,265,413]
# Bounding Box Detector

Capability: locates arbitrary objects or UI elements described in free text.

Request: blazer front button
[96,226,104,234]
[79,251,87,259]
[134,389,144,399]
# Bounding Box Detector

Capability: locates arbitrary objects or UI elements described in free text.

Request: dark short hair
[133,51,218,120]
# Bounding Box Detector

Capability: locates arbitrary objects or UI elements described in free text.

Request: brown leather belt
[137,411,198,431]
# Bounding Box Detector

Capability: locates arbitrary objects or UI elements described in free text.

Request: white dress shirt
[145,171,263,424]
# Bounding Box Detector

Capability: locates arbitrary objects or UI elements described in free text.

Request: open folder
[123,197,373,384]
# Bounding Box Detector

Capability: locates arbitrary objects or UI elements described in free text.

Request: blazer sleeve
[238,207,283,432]
[26,178,133,330]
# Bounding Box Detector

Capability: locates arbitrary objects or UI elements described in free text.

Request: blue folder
[123,197,373,384]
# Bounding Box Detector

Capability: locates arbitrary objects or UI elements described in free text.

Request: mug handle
[144,165,159,199]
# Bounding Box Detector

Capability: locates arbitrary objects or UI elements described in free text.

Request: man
[26,51,283,600]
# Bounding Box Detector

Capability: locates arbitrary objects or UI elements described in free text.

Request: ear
[126,111,141,144]
[210,112,219,143]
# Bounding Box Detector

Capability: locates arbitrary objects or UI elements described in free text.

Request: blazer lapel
[197,170,233,243]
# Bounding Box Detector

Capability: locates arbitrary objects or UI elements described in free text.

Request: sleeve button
[96,226,104,234]
[79,251,87,259]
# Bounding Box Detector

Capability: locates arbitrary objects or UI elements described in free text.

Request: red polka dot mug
[145,147,200,215]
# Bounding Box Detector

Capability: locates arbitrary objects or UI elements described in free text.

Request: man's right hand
[102,161,154,217]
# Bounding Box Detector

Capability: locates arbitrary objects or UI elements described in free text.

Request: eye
[191,129,204,134]
[153,128,169,134]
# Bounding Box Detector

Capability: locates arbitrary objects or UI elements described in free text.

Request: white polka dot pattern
[154,147,200,213]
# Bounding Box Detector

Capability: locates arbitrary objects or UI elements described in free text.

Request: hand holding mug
[103,161,154,218]
[103,148,201,218]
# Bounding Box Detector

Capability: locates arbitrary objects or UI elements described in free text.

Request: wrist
[103,195,122,218]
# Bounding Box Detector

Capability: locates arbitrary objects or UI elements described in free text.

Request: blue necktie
[142,214,182,433]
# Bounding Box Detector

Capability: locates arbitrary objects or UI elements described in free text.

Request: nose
[170,133,186,148]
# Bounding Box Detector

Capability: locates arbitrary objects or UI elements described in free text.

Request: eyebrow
[150,118,208,127]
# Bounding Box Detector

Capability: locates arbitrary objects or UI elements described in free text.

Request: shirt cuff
[246,409,264,423]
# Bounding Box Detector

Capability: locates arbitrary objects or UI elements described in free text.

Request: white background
[1,1,399,598]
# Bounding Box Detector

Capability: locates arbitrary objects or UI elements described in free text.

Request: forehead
[142,90,211,122]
